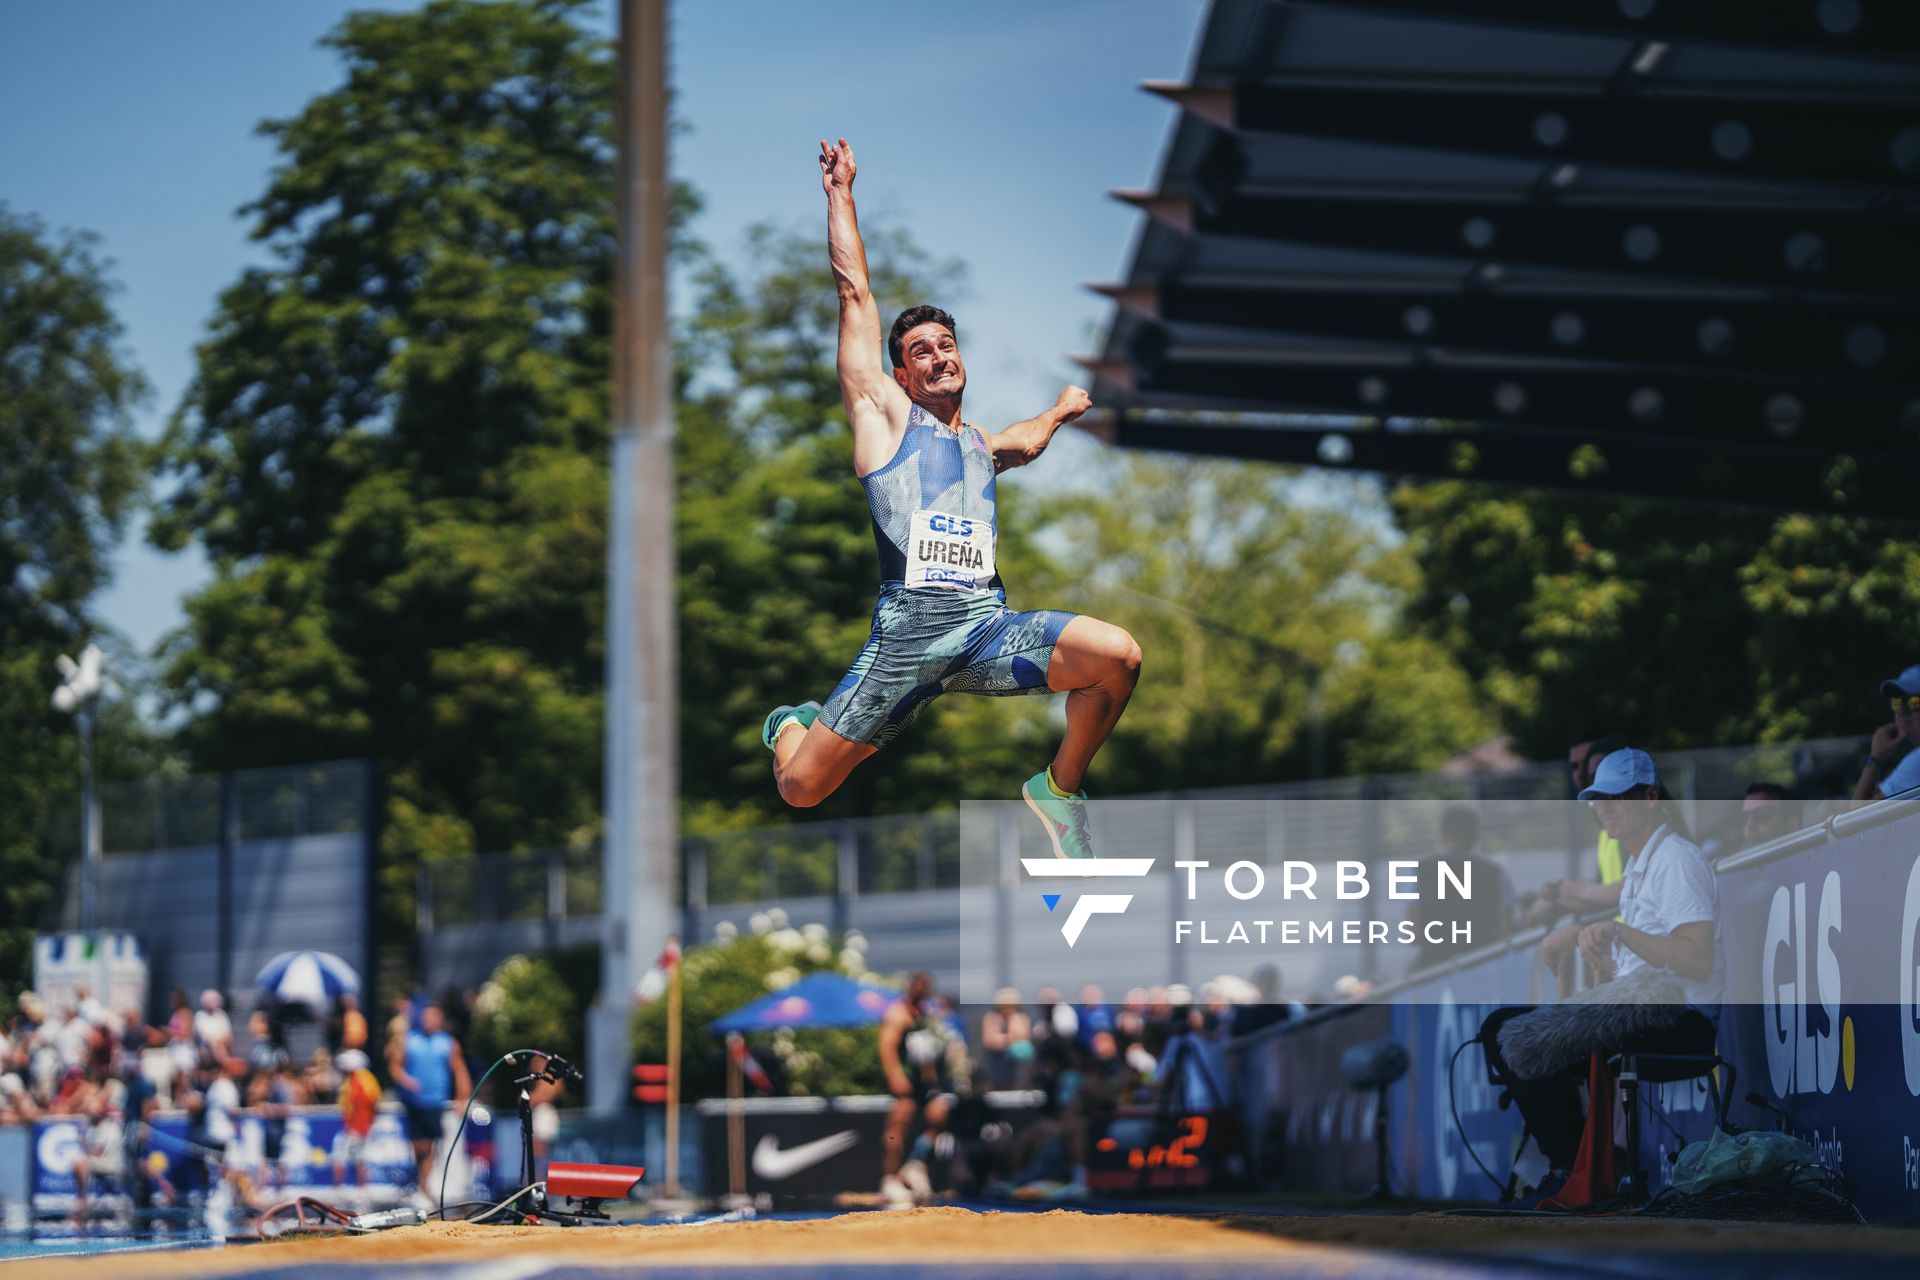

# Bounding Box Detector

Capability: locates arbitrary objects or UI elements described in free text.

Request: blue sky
[0,0,1204,659]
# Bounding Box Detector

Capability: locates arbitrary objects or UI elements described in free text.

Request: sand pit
[13,1205,1920,1280]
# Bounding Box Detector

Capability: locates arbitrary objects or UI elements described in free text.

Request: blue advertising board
[1234,807,1920,1220]
[28,1104,494,1212]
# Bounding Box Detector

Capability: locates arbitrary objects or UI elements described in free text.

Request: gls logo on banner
[927,514,974,537]
[1763,871,1843,1096]
[1021,858,1155,946]
[1902,855,1920,1098]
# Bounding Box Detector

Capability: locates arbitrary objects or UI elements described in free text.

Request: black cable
[1447,1037,1510,1194]
[437,1046,552,1221]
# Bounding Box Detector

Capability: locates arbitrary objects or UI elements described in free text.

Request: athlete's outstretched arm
[820,138,907,471]
[989,385,1093,473]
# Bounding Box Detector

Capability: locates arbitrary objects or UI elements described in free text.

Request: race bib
[907,508,995,590]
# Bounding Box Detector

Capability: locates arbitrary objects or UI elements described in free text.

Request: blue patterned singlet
[816,401,1077,747]
[860,402,1001,591]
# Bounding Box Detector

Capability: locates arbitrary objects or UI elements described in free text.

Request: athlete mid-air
[761,138,1143,858]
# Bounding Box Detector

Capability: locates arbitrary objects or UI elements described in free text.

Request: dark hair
[1745,781,1792,802]
[888,305,957,368]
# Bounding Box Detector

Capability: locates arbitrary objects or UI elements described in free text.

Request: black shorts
[405,1103,445,1144]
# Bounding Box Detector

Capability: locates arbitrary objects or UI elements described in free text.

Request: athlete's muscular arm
[989,385,1092,474]
[821,138,908,474]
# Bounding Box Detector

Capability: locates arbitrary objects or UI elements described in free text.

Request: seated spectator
[1408,806,1513,970]
[1740,782,1802,849]
[246,1009,290,1079]
[1528,734,1628,998]
[1029,986,1074,1049]
[194,990,233,1060]
[1858,664,1920,801]
[1115,989,1149,1041]
[304,1047,342,1104]
[980,988,1033,1089]
[1074,985,1113,1053]
[1478,747,1724,1193]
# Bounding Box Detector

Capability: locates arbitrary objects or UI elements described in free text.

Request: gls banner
[1230,807,1920,1221]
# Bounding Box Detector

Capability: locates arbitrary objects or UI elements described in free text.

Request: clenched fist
[1055,385,1092,421]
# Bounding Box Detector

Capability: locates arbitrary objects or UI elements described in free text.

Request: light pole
[596,0,677,1118]
[53,643,107,931]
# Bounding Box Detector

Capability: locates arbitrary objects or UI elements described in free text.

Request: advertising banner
[29,1104,494,1212]
[1229,806,1920,1220]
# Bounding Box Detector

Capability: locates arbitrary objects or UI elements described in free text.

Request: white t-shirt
[204,1076,240,1146]
[1612,824,1725,1007]
[194,1008,232,1050]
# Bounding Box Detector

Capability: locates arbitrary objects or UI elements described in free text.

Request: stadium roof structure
[1084,0,1920,517]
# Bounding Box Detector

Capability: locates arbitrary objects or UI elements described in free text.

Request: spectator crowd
[0,982,477,1214]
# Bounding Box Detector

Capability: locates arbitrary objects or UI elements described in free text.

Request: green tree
[1042,455,1492,790]
[1389,482,1920,758]
[152,0,619,934]
[0,209,145,983]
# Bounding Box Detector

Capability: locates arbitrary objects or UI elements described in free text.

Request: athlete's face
[893,322,966,402]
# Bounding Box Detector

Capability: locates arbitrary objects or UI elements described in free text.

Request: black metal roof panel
[1091,0,1920,516]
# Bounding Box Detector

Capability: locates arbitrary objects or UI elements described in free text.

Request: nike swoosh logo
[751,1130,861,1181]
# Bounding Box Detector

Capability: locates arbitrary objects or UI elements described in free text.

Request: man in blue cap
[1475,747,1722,1199]
[1854,664,1920,802]
[1570,749,1722,1005]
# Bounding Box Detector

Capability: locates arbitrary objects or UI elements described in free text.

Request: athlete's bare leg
[773,718,877,809]
[882,1093,917,1178]
[1044,616,1143,793]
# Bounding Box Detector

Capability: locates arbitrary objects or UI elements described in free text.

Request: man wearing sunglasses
[1855,664,1920,802]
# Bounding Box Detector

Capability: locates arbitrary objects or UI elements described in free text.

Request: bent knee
[775,767,829,805]
[1116,630,1143,677]
[778,772,830,809]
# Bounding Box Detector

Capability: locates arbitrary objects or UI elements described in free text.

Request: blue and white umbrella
[256,949,361,1013]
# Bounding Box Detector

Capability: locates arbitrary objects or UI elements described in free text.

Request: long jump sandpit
[15,1205,1920,1280]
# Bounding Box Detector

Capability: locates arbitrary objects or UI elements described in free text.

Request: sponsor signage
[30,1104,493,1211]
[1232,810,1920,1220]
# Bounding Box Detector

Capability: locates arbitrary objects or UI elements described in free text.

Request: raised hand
[1054,384,1092,422]
[819,137,857,196]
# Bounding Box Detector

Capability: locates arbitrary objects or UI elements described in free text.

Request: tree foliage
[1044,457,1493,789]
[152,0,620,932]
[631,914,886,1102]
[0,208,145,983]
[1389,482,1920,757]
